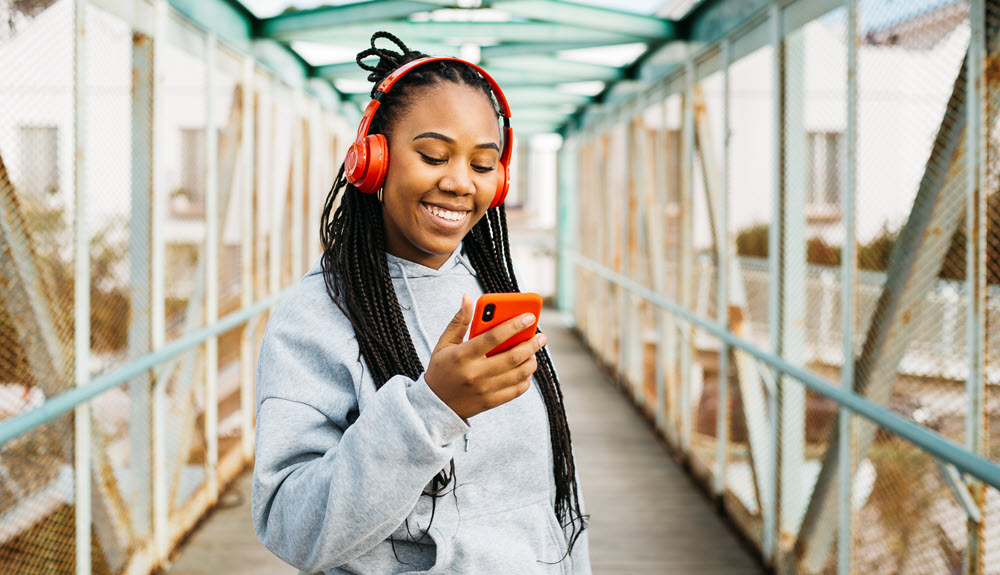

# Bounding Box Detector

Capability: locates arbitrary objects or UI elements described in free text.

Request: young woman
[252,32,590,575]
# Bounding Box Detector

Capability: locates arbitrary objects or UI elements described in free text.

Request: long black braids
[319,31,587,559]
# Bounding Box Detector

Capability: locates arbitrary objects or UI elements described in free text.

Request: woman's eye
[419,153,446,165]
[473,165,496,174]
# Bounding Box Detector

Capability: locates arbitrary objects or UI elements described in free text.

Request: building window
[806,131,843,218]
[18,125,58,201]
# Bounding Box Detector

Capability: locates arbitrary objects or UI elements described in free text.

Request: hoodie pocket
[423,497,570,574]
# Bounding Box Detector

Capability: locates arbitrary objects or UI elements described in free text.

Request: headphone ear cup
[344,140,369,188]
[357,134,388,194]
[490,162,511,208]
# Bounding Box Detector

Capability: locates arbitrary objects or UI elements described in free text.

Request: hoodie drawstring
[397,260,472,452]
[398,264,435,353]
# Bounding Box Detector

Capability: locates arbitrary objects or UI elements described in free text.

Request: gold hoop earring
[377,187,384,204]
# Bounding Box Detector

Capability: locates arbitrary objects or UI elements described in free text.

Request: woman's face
[381,82,501,269]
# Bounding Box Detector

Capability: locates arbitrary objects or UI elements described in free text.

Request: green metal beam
[517,123,564,135]
[271,21,643,45]
[680,0,773,46]
[169,0,253,49]
[480,40,642,59]
[345,87,592,108]
[259,1,442,39]
[320,61,617,86]
[490,66,616,85]
[601,80,643,106]
[504,88,592,107]
[166,0,348,110]
[484,55,623,82]
[491,0,675,39]
[509,107,573,123]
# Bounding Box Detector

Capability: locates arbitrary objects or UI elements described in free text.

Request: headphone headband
[345,56,513,208]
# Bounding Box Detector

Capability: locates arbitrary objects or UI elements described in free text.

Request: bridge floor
[166,311,765,575]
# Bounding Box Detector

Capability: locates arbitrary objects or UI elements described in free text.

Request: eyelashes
[419,153,446,165]
[418,153,495,173]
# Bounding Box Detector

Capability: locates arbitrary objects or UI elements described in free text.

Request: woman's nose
[439,165,476,196]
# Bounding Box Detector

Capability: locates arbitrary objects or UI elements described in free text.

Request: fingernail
[537,334,547,347]
[520,313,535,328]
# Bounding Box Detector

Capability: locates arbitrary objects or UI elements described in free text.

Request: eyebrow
[412,131,500,153]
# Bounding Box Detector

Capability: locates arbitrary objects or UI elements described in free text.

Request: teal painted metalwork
[568,251,1000,493]
[0,291,289,448]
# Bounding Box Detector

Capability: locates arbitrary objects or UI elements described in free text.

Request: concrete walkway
[164,470,296,575]
[548,312,765,574]
[167,311,765,574]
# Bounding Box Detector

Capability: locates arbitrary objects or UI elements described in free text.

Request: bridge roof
[180,0,960,135]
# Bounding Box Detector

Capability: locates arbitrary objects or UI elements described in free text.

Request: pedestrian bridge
[0,0,998,574]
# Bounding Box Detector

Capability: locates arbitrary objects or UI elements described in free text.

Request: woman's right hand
[425,294,546,420]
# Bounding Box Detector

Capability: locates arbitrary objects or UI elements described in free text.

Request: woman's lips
[421,202,470,230]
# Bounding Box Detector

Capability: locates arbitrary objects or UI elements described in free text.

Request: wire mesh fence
[0,1,80,572]
[566,0,998,572]
[0,0,351,572]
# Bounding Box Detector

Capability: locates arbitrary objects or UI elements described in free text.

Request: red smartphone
[469,292,543,357]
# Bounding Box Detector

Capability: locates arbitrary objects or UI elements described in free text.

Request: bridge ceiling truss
[247,0,693,134]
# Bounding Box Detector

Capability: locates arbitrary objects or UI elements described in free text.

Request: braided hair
[319,31,587,560]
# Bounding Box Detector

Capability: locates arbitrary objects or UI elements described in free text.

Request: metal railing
[558,0,997,573]
[0,1,351,573]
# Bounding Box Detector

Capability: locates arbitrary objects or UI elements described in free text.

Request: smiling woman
[381,84,501,267]
[251,32,590,575]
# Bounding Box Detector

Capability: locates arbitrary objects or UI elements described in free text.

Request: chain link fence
[0,1,79,572]
[0,0,352,572]
[566,0,997,572]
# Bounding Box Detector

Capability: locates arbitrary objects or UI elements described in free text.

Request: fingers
[482,332,546,375]
[482,352,538,393]
[488,377,533,408]
[434,294,473,351]
[466,312,538,358]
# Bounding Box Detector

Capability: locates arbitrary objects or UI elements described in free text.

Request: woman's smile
[421,201,472,229]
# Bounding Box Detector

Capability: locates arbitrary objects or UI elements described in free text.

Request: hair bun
[356,32,428,98]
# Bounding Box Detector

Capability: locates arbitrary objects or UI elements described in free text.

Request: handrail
[568,250,1000,491]
[0,288,291,448]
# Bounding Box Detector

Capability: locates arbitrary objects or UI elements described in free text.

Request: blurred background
[0,0,998,573]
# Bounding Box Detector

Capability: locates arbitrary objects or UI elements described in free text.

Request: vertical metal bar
[715,38,731,498]
[151,0,169,561]
[204,33,220,499]
[240,56,256,459]
[557,136,577,314]
[654,95,669,432]
[73,2,92,573]
[128,27,153,540]
[628,111,643,399]
[965,0,987,572]
[291,92,305,280]
[764,3,783,562]
[680,61,695,453]
[781,13,808,539]
[270,84,282,296]
[618,115,631,384]
[839,1,859,572]
[308,101,321,269]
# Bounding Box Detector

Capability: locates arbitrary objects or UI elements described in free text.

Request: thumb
[435,294,473,351]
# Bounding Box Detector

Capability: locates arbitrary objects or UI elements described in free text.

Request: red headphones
[344,57,513,209]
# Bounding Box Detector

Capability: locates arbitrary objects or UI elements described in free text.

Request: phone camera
[482,303,495,322]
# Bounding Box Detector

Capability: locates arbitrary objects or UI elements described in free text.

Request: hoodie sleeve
[251,291,470,573]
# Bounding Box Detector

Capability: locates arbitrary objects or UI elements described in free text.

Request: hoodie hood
[303,244,476,281]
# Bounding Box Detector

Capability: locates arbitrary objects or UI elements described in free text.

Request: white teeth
[426,204,466,222]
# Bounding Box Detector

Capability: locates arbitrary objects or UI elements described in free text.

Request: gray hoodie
[252,247,591,575]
